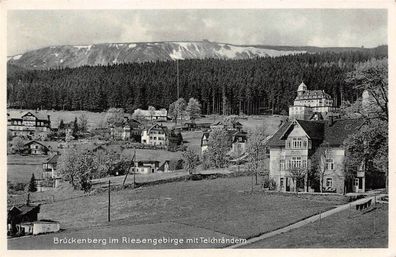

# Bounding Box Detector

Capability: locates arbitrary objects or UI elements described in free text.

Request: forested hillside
[7,49,387,115]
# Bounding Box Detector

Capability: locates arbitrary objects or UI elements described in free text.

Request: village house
[40,153,62,190]
[201,132,210,153]
[22,140,50,155]
[266,84,387,194]
[16,220,60,236]
[110,117,144,141]
[267,118,367,194]
[7,111,51,138]
[8,203,40,235]
[133,160,160,174]
[201,129,247,156]
[132,108,168,121]
[141,124,169,146]
[289,82,339,120]
[231,131,248,157]
[157,159,184,173]
[184,122,212,131]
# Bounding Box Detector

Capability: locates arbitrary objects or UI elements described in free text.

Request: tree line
[7,50,387,115]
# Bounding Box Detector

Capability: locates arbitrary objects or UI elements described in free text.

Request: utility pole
[108,180,111,222]
[122,150,136,188]
[176,59,180,99]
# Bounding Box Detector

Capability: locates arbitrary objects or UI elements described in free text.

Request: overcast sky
[7,9,387,56]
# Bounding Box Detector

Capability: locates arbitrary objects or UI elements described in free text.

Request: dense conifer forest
[7,47,387,115]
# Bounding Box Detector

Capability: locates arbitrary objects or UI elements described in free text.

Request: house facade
[141,124,169,146]
[288,82,338,120]
[231,131,248,157]
[24,141,50,155]
[7,112,51,138]
[267,118,366,194]
[133,160,160,174]
[40,153,62,189]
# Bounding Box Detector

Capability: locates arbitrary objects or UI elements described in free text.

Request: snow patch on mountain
[12,54,22,60]
[75,45,92,51]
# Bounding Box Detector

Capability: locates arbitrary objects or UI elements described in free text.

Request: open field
[40,176,344,237]
[8,175,349,249]
[7,155,48,183]
[244,203,388,248]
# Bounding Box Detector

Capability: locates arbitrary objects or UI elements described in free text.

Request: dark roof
[9,204,40,216]
[148,123,169,134]
[296,120,324,140]
[136,160,160,165]
[158,159,183,171]
[323,119,365,146]
[267,121,292,147]
[44,154,60,164]
[24,140,49,149]
[267,118,365,147]
[296,90,332,100]
[21,111,50,121]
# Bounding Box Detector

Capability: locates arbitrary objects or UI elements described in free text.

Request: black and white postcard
[1,1,395,256]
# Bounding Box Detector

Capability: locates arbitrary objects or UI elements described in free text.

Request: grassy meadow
[38,176,344,238]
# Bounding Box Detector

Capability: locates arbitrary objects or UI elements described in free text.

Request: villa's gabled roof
[267,118,365,148]
[296,90,332,100]
[323,118,365,146]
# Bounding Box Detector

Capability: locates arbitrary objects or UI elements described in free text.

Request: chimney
[26,193,30,206]
[47,115,50,121]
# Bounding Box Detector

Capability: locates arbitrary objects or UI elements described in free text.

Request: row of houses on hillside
[267,83,386,194]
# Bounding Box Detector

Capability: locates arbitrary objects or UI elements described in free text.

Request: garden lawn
[244,203,388,248]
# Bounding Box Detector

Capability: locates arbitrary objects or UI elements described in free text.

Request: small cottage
[157,159,184,173]
[23,140,50,155]
[8,204,40,235]
[133,160,160,174]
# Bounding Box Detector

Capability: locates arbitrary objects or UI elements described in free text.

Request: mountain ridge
[7,40,387,70]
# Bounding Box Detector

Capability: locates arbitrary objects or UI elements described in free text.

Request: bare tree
[289,166,308,193]
[311,141,331,193]
[246,127,269,185]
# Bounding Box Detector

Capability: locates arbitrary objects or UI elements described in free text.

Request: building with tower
[289,82,338,120]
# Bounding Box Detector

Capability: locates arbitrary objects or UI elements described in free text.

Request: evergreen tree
[72,117,79,137]
[28,173,37,192]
